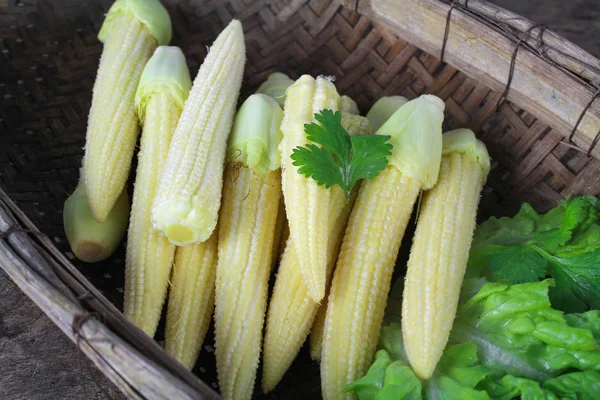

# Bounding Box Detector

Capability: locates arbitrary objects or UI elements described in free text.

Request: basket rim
[347,0,600,159]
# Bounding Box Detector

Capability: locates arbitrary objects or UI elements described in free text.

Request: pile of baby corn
[62,1,491,399]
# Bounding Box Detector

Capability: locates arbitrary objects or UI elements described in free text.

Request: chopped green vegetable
[290,109,392,202]
[468,196,600,312]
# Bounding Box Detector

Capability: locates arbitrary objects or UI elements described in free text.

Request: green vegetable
[468,196,600,312]
[346,280,600,400]
[290,109,392,202]
[345,339,491,399]
[482,371,600,400]
[565,311,600,343]
[451,279,600,380]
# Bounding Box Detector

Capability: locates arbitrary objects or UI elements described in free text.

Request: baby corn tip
[166,224,195,244]
[76,242,103,262]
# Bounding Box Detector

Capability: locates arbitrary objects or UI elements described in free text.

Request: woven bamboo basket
[1,0,600,398]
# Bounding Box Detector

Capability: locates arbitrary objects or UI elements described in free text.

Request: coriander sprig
[290,109,392,202]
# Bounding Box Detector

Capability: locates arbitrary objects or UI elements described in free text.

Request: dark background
[1,0,599,399]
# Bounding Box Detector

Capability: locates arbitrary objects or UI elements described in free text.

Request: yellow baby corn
[402,129,490,379]
[365,96,408,132]
[214,93,284,400]
[262,94,366,393]
[63,170,129,263]
[165,231,218,370]
[124,46,191,337]
[151,20,246,246]
[340,95,359,114]
[280,75,341,302]
[84,0,170,221]
[321,95,445,400]
[256,72,294,107]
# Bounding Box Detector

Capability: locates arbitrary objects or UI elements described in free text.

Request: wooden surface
[0,269,123,400]
[350,0,600,158]
[0,0,599,399]
[0,187,221,399]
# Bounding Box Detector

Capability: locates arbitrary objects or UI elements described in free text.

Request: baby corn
[321,95,445,400]
[262,95,369,393]
[280,75,341,302]
[214,93,284,400]
[402,129,490,379]
[84,0,170,221]
[165,231,218,369]
[309,96,404,361]
[124,46,191,337]
[151,20,246,246]
[340,95,359,114]
[63,170,129,263]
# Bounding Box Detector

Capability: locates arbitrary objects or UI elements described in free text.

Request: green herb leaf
[290,109,392,202]
[488,245,547,283]
[468,196,600,312]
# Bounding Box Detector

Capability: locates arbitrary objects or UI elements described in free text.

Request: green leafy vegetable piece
[344,350,422,400]
[481,375,558,400]
[468,196,600,312]
[481,370,600,400]
[565,311,600,344]
[290,109,392,202]
[349,278,600,400]
[425,342,491,400]
[488,245,547,283]
[543,370,600,400]
[345,326,490,400]
[452,280,600,380]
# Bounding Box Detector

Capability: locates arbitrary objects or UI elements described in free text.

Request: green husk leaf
[375,94,444,189]
[365,96,409,132]
[98,0,172,46]
[227,93,284,176]
[135,46,192,123]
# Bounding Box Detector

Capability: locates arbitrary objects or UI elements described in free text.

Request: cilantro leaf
[290,109,392,202]
[305,109,351,162]
[547,249,600,312]
[489,245,547,283]
[468,196,600,312]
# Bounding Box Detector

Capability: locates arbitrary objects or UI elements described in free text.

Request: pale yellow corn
[310,96,359,361]
[321,168,421,400]
[280,75,341,302]
[84,0,169,222]
[165,231,218,370]
[309,289,327,360]
[124,46,191,338]
[124,92,179,336]
[151,20,246,246]
[402,129,490,379]
[271,198,287,267]
[320,95,445,400]
[214,166,281,400]
[262,187,356,393]
[340,95,359,114]
[341,114,372,136]
[262,93,367,393]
